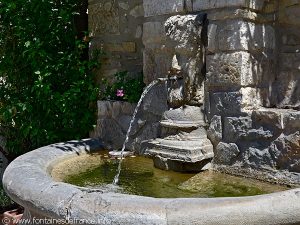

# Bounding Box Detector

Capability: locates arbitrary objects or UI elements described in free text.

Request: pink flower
[116,89,124,97]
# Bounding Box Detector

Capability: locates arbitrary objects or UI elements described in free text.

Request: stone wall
[89,0,300,183]
[88,0,144,80]
[203,0,300,184]
[275,1,300,108]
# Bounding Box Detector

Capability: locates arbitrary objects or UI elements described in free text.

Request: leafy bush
[100,71,145,103]
[0,0,100,156]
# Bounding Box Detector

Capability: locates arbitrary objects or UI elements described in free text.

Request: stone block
[97,101,113,118]
[214,142,240,165]
[207,52,253,87]
[243,144,275,169]
[193,0,266,11]
[252,109,284,136]
[143,48,173,84]
[280,53,300,71]
[88,2,120,36]
[143,0,185,17]
[280,26,300,47]
[279,3,300,26]
[95,118,125,150]
[240,87,262,110]
[210,92,244,116]
[129,4,144,17]
[217,21,275,52]
[274,71,300,108]
[271,132,300,172]
[207,9,270,22]
[142,22,166,45]
[207,51,273,87]
[105,42,136,53]
[207,115,222,147]
[223,117,252,143]
[282,111,300,131]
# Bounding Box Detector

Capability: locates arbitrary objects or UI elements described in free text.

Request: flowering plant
[100,71,145,103]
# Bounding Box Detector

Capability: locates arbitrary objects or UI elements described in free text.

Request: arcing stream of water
[112,78,168,185]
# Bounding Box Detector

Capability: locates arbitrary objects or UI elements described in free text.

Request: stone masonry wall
[204,0,300,184]
[275,1,300,109]
[88,0,144,80]
[89,0,300,183]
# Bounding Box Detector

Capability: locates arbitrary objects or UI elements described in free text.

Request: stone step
[146,138,214,163]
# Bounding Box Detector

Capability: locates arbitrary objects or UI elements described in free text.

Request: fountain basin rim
[2,139,300,225]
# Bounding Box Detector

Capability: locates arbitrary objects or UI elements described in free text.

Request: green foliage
[101,71,145,103]
[0,183,14,209]
[0,0,100,156]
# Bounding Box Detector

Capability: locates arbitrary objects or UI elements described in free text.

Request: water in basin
[57,152,288,198]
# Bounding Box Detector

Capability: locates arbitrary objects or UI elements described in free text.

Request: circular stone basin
[3,139,300,225]
[52,152,288,198]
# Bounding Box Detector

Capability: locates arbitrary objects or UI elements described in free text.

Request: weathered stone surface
[217,21,275,52]
[210,92,243,116]
[143,48,172,84]
[240,87,262,110]
[207,24,217,53]
[207,51,274,88]
[279,3,300,25]
[165,15,205,104]
[129,4,144,17]
[165,15,202,55]
[214,142,240,165]
[279,53,300,70]
[223,117,252,142]
[163,106,204,122]
[143,0,184,17]
[207,115,222,147]
[104,42,136,53]
[252,109,284,135]
[207,8,272,22]
[207,52,253,87]
[193,0,266,11]
[242,144,275,169]
[131,122,161,153]
[89,2,120,36]
[271,132,300,172]
[274,71,300,108]
[142,22,166,45]
[282,111,300,131]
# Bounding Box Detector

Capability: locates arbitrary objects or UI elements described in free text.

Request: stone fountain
[2,0,300,224]
[144,14,214,172]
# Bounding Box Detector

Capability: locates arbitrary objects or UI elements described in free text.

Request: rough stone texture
[193,0,266,11]
[89,0,144,80]
[207,115,222,147]
[209,92,244,117]
[164,16,205,104]
[214,142,240,165]
[3,140,300,225]
[143,0,185,17]
[207,20,275,53]
[87,0,300,184]
[207,52,273,88]
[213,108,300,179]
[91,82,168,152]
